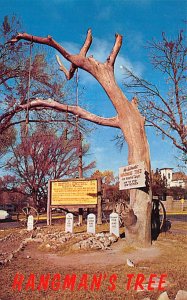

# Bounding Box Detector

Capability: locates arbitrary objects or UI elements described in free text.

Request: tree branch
[20,98,120,128]
[11,30,94,81]
[56,55,77,80]
[55,29,92,79]
[147,119,186,153]
[106,33,123,66]
[10,30,124,84]
[80,28,92,56]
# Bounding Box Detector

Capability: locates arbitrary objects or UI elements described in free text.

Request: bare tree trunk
[94,66,152,246]
[110,90,152,246]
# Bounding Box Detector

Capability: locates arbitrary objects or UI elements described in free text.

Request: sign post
[97,177,102,225]
[181,198,184,211]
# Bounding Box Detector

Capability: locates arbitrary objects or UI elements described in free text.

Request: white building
[160,168,187,188]
[160,168,173,187]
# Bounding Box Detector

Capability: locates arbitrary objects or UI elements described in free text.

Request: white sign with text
[27,215,34,231]
[119,161,146,190]
[110,212,120,237]
[65,213,74,233]
[87,213,96,234]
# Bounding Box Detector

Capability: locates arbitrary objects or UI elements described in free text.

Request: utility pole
[76,69,83,178]
[76,70,83,224]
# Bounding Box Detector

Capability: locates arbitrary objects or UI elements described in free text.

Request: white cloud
[96,6,112,20]
[57,37,144,86]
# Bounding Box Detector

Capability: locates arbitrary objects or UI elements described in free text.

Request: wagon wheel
[115,202,125,228]
[17,206,39,227]
[151,199,167,240]
[158,200,167,231]
[118,214,124,227]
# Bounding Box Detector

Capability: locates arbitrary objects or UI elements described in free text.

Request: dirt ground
[0,221,187,300]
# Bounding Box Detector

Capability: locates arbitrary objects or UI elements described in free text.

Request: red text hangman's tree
[12,30,152,246]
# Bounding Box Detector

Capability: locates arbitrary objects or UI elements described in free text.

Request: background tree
[91,169,115,185]
[90,169,129,203]
[122,29,187,157]
[0,127,16,157]
[11,29,152,247]
[0,175,26,210]
[152,169,167,200]
[4,125,95,210]
[169,186,186,200]
[0,15,73,137]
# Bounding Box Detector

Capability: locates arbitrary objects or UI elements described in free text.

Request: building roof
[172,172,187,181]
[160,168,173,170]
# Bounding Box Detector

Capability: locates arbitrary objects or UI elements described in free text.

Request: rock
[175,290,187,300]
[127,258,135,267]
[32,238,43,243]
[59,237,67,243]
[31,231,37,238]
[80,240,91,250]
[103,240,111,248]
[36,233,42,238]
[51,246,57,250]
[30,231,119,252]
[157,292,170,300]
[108,234,118,243]
[19,243,25,250]
[23,237,32,244]
[71,243,81,251]
[96,233,105,238]
[7,254,13,261]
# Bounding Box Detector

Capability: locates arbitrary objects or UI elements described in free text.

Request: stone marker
[65,213,74,233]
[27,215,34,231]
[157,292,170,300]
[87,213,96,234]
[175,290,187,300]
[110,212,119,237]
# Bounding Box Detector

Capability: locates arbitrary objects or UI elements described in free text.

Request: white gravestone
[65,213,74,233]
[87,213,96,234]
[110,212,119,237]
[27,215,34,231]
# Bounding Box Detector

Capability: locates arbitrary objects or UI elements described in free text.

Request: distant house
[170,172,187,188]
[160,168,187,188]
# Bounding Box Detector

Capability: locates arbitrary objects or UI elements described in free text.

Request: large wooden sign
[49,179,98,206]
[119,161,146,190]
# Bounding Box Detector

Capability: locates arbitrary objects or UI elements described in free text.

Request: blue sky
[1,0,186,175]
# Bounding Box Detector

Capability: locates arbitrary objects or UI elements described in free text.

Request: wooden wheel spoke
[18,206,39,227]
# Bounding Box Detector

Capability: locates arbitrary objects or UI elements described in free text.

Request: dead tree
[11,30,152,247]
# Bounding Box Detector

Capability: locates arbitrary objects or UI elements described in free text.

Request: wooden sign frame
[47,178,100,225]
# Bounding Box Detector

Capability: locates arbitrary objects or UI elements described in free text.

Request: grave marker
[65,213,74,233]
[27,215,34,231]
[87,213,96,234]
[110,212,119,237]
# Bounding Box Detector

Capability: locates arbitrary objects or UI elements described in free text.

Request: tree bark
[109,85,152,247]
